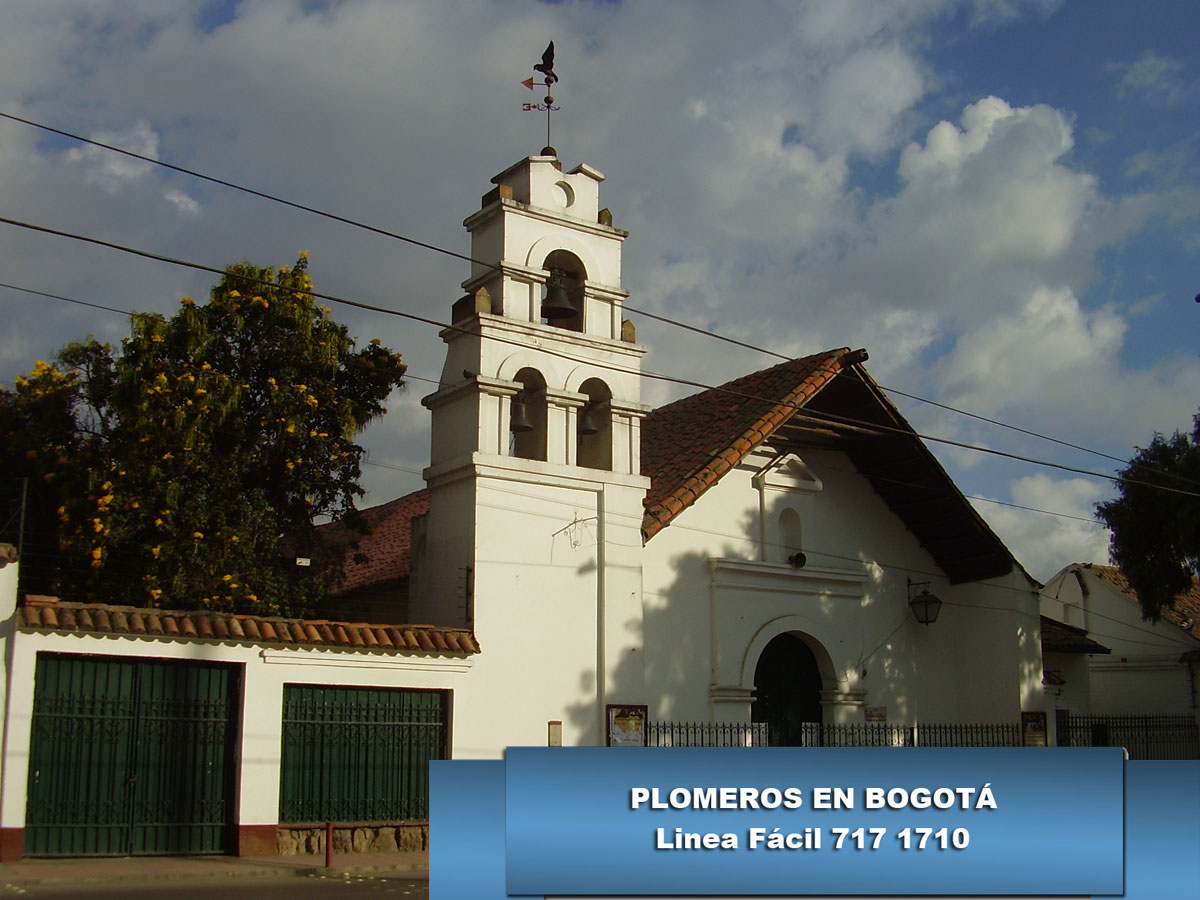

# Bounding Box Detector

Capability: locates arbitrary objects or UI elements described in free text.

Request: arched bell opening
[576,378,612,471]
[541,250,585,333]
[510,368,548,461]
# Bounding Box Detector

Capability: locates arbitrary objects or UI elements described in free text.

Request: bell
[541,278,576,320]
[577,407,599,436]
[510,397,534,433]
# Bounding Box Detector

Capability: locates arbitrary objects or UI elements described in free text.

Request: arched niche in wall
[541,249,585,333]
[576,377,613,471]
[510,367,548,461]
[778,507,803,564]
[752,453,822,563]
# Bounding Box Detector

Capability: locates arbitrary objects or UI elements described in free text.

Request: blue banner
[430,750,1200,897]
[503,747,1123,896]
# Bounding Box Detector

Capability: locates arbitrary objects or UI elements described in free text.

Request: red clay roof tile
[640,349,855,541]
[1079,564,1200,641]
[315,489,430,597]
[17,597,479,655]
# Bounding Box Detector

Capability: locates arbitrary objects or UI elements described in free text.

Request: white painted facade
[636,446,1045,727]
[0,152,1058,858]
[1041,564,1200,716]
[413,154,652,750]
[0,561,482,853]
[410,152,1046,744]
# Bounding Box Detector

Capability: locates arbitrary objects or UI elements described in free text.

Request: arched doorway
[752,633,823,746]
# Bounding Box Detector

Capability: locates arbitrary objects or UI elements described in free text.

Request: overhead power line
[0,276,1122,529]
[0,111,478,270]
[3,217,1199,504]
[0,109,1153,475]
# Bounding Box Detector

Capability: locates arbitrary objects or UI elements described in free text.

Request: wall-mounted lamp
[907,577,942,625]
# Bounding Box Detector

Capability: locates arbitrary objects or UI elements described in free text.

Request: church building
[362,147,1047,748]
[0,146,1051,861]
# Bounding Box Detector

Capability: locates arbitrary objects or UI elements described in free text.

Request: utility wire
[0,276,1122,528]
[1,108,1162,476]
[0,111,479,270]
[0,280,131,317]
[3,218,1199,504]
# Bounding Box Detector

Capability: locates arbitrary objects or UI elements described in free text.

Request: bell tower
[411,152,650,746]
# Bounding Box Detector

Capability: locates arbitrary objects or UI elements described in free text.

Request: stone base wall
[277,823,428,856]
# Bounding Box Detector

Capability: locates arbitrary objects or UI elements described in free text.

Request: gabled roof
[1074,563,1200,642]
[640,348,1018,583]
[18,594,477,654]
[346,347,1020,588]
[641,349,855,541]
[1040,615,1111,654]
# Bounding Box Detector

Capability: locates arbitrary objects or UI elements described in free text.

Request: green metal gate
[25,653,239,856]
[279,685,448,823]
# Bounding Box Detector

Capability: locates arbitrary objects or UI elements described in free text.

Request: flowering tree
[0,255,405,616]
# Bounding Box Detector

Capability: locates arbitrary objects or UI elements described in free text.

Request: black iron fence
[649,721,1026,748]
[798,721,1022,748]
[648,721,769,747]
[1058,713,1199,760]
[649,716,1199,757]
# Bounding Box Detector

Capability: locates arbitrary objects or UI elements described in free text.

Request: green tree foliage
[1095,413,1200,620]
[0,255,405,616]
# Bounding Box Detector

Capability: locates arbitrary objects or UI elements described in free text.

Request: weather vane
[521,41,560,156]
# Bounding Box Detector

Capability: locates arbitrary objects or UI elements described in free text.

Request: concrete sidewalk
[0,850,428,888]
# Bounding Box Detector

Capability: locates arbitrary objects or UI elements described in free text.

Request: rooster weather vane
[521,41,560,156]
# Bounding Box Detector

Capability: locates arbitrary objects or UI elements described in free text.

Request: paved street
[0,873,427,898]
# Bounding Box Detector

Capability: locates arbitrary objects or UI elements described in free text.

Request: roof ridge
[641,348,862,541]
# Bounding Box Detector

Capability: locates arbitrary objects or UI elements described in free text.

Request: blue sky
[0,0,1197,580]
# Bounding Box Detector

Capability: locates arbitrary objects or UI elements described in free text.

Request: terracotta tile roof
[316,489,429,595]
[17,595,478,654]
[1040,615,1110,654]
[640,349,860,541]
[1078,563,1200,641]
[336,345,1019,587]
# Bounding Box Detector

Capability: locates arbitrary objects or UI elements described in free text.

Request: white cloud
[66,120,160,192]
[937,285,1200,443]
[0,0,1192,554]
[972,474,1110,582]
[813,45,926,157]
[1109,51,1197,106]
[164,188,200,217]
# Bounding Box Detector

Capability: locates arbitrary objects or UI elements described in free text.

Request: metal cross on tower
[521,41,561,156]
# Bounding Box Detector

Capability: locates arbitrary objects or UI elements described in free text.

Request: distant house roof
[317,489,429,597]
[1040,615,1110,654]
[18,594,478,654]
[1074,563,1200,642]
[640,347,1018,583]
[347,347,1022,590]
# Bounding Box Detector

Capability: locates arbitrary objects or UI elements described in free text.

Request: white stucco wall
[640,447,1043,727]
[0,626,484,836]
[1042,566,1200,716]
